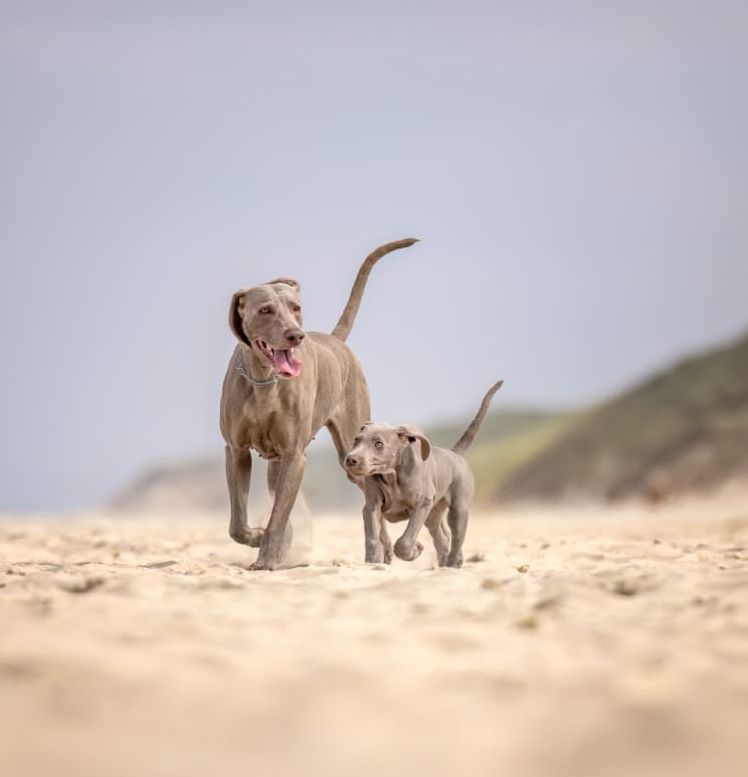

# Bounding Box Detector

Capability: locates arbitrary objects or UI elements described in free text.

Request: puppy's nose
[345,454,358,468]
[285,328,305,346]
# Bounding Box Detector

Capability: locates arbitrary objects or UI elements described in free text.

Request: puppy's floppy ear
[266,277,300,291]
[229,290,251,345]
[396,425,431,461]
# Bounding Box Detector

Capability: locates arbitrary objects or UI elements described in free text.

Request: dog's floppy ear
[229,290,251,345]
[266,277,300,291]
[396,425,431,461]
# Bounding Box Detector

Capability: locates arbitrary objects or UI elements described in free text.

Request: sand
[1,502,747,777]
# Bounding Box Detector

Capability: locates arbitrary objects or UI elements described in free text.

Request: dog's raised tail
[452,380,504,456]
[331,238,419,342]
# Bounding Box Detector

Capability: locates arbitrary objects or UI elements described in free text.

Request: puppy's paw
[229,526,265,547]
[394,538,424,562]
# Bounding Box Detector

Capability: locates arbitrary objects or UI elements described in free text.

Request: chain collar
[236,353,278,388]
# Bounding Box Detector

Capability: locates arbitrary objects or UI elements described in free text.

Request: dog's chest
[247,434,280,461]
[239,394,297,460]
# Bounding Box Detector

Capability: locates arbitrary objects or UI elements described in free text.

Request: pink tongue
[272,349,302,378]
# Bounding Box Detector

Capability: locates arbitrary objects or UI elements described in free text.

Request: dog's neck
[238,342,278,386]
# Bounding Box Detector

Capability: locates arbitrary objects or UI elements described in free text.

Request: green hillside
[497,331,748,502]
[428,410,573,503]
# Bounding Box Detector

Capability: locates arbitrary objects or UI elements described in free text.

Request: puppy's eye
[353,438,361,445]
[259,306,273,315]
[374,441,384,450]
[292,304,301,313]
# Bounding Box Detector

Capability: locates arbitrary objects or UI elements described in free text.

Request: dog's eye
[374,441,384,450]
[259,306,273,315]
[292,304,301,313]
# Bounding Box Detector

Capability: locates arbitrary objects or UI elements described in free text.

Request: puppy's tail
[452,380,504,456]
[331,238,419,342]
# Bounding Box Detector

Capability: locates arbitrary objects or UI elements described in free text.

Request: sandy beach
[1,502,747,777]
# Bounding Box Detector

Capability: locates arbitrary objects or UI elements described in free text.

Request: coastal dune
[1,502,747,777]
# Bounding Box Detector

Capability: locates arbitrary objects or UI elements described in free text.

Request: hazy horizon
[2,1,747,511]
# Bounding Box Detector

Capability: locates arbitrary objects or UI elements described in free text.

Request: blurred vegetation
[427,410,574,503]
[302,410,574,509]
[116,330,748,512]
[500,330,748,502]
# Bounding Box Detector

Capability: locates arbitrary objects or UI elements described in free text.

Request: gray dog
[343,381,503,568]
[220,238,418,570]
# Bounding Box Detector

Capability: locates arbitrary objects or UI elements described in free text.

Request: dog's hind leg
[327,406,370,488]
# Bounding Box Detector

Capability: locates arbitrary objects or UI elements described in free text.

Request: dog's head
[229,278,306,378]
[343,422,431,478]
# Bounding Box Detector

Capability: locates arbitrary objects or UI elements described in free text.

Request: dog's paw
[249,558,276,572]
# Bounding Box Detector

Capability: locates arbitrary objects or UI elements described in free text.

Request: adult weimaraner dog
[220,238,418,570]
[343,380,503,568]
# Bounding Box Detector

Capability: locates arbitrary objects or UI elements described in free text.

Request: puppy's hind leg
[425,502,450,567]
[446,500,469,569]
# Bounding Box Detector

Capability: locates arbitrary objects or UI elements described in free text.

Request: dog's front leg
[251,451,306,570]
[225,445,264,547]
[393,501,432,562]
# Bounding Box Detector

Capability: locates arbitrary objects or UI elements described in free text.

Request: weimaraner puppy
[220,238,418,570]
[343,381,503,568]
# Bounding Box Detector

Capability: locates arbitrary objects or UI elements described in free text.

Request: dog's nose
[285,328,305,346]
[345,454,358,468]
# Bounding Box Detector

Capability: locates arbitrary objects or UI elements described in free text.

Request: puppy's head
[229,278,305,378]
[343,423,431,478]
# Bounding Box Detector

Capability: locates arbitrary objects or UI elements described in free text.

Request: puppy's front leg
[379,523,393,564]
[252,451,306,570]
[394,501,432,562]
[362,496,386,563]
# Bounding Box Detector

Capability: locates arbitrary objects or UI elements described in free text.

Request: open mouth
[255,339,303,378]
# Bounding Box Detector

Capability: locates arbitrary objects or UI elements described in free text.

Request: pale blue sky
[1,0,747,510]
